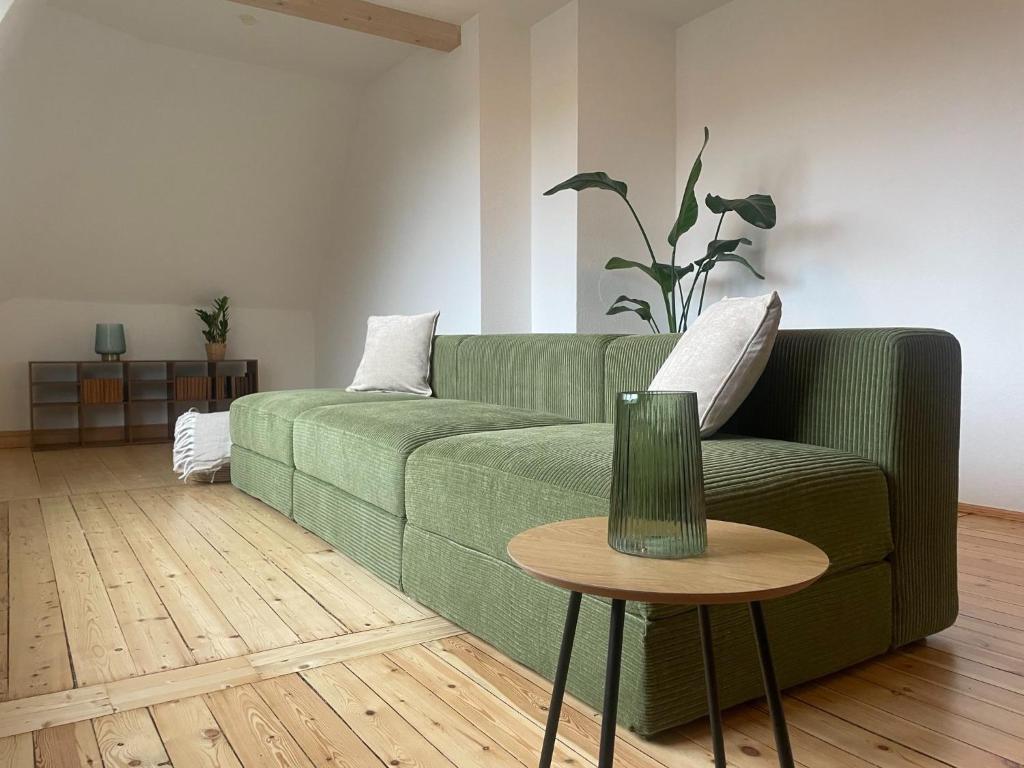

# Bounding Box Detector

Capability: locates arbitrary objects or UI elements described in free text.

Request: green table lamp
[95,323,126,361]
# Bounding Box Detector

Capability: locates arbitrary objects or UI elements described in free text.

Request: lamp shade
[94,323,126,359]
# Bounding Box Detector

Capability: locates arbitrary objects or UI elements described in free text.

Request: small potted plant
[195,296,230,361]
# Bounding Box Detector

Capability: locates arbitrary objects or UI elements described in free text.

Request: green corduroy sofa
[230,329,960,736]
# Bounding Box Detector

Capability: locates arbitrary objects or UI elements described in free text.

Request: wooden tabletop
[507,517,829,605]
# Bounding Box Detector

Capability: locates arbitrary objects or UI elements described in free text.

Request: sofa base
[293,471,405,588]
[402,524,892,737]
[231,445,294,517]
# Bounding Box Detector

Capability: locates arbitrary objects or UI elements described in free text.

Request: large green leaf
[544,172,628,200]
[651,263,693,293]
[705,237,752,261]
[605,257,654,277]
[668,127,710,247]
[605,257,691,295]
[711,253,765,279]
[705,193,776,229]
[606,295,654,322]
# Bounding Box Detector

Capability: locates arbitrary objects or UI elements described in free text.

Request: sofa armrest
[726,328,962,646]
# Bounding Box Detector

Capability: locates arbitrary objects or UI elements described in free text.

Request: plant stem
[623,196,674,332]
[697,212,726,318]
[676,267,690,331]
[682,267,701,330]
[625,198,657,264]
[669,244,679,332]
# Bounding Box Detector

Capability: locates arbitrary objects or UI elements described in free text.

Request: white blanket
[173,409,231,482]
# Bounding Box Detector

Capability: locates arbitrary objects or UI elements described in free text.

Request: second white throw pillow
[347,311,440,396]
[649,292,782,437]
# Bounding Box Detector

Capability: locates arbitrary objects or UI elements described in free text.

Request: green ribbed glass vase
[608,391,707,558]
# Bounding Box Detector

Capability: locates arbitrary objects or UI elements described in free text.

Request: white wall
[0,1,354,430]
[576,0,676,333]
[529,1,578,333]
[479,6,532,333]
[676,0,1024,511]
[315,19,483,386]
[528,0,677,334]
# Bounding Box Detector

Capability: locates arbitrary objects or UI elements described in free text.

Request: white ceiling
[47,0,733,84]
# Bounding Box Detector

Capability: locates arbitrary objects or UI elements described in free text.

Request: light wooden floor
[0,446,1022,767]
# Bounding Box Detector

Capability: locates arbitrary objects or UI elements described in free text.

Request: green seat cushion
[230,389,421,465]
[293,399,578,517]
[406,423,892,615]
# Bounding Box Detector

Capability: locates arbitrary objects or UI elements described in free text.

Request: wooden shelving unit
[28,359,258,451]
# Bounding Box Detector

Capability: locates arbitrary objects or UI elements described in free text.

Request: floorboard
[204,685,315,768]
[33,721,102,768]
[92,708,170,768]
[39,497,136,686]
[150,695,243,768]
[101,490,249,663]
[252,675,384,768]
[0,733,32,767]
[6,499,73,699]
[158,489,345,642]
[0,445,1021,767]
[347,652,525,767]
[0,504,9,701]
[302,663,457,768]
[68,495,194,676]
[194,488,398,630]
[130,490,299,653]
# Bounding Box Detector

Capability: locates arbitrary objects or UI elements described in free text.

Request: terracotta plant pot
[205,342,226,362]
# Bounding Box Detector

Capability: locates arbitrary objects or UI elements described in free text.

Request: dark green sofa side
[605,328,961,647]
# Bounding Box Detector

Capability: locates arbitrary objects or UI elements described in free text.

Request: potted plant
[544,127,776,333]
[195,296,230,361]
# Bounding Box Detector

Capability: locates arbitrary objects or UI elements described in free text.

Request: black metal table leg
[597,599,626,768]
[749,601,795,768]
[538,591,582,768]
[697,605,726,768]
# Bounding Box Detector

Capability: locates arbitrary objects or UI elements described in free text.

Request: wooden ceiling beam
[227,0,461,52]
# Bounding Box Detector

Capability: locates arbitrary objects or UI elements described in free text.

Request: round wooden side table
[507,517,830,768]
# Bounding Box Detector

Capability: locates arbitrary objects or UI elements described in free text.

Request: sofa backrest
[602,334,681,421]
[430,335,468,401]
[433,334,617,422]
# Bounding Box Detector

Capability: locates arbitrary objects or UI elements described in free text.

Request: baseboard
[0,431,30,449]
[959,502,1023,521]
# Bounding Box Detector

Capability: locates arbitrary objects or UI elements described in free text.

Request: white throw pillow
[649,292,782,437]
[347,311,440,396]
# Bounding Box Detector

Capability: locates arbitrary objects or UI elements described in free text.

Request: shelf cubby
[28,359,258,451]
